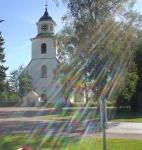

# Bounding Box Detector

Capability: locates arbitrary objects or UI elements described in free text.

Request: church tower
[24,5,58,101]
[32,5,56,60]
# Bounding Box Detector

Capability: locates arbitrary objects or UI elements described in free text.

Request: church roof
[31,33,54,40]
[39,8,53,22]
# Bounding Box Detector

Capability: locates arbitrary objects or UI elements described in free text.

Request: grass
[37,109,142,123]
[37,108,101,121]
[111,110,142,123]
[0,134,142,150]
[4,107,141,123]
[36,114,72,120]
[34,108,142,123]
[62,138,142,150]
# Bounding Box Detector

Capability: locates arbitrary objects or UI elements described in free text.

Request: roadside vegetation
[111,109,142,123]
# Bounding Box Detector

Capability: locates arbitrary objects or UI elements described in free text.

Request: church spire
[38,0,54,22]
[45,0,48,12]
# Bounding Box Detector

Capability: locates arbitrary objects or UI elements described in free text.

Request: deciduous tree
[56,0,137,105]
[19,72,32,97]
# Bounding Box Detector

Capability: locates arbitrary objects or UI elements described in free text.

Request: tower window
[41,43,47,54]
[41,65,47,78]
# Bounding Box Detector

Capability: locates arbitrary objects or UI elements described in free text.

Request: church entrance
[40,94,47,105]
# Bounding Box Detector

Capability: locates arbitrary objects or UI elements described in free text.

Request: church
[22,5,86,106]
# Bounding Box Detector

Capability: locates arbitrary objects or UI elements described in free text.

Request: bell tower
[25,4,58,98]
[37,5,56,35]
[31,5,57,60]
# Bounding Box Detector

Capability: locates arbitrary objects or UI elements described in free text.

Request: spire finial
[45,0,48,11]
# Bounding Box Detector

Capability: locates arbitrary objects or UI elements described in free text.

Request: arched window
[41,43,47,54]
[41,65,47,78]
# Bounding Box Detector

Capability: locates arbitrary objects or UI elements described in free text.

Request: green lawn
[36,114,72,120]
[60,138,142,150]
[37,110,142,123]
[36,109,99,121]
[0,134,142,150]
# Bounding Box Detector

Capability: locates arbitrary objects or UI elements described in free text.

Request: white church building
[22,6,86,106]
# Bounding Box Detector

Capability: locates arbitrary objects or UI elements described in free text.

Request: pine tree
[0,32,8,92]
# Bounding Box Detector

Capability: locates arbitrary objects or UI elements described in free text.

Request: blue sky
[0,0,67,75]
[0,0,141,75]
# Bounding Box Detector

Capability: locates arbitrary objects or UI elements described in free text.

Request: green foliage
[120,61,138,102]
[56,0,138,106]
[0,66,24,102]
[0,32,8,92]
[117,30,142,111]
[56,25,77,62]
[131,32,142,111]
[5,91,20,101]
[0,90,20,106]
[19,72,32,97]
[112,110,142,123]
[9,65,24,92]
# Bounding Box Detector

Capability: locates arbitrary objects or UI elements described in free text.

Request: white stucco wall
[25,58,58,97]
[32,38,56,59]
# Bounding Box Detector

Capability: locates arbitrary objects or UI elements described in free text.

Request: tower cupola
[39,7,53,22]
[36,5,56,37]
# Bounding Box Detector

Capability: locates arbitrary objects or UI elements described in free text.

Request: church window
[41,65,47,78]
[41,43,47,54]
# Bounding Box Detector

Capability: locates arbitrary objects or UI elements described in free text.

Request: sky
[0,0,67,75]
[0,0,142,75]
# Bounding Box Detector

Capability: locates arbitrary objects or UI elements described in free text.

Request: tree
[131,32,142,111]
[58,0,136,67]
[9,65,24,92]
[0,31,8,93]
[117,61,139,109]
[56,0,137,105]
[19,72,32,97]
[1,66,25,101]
